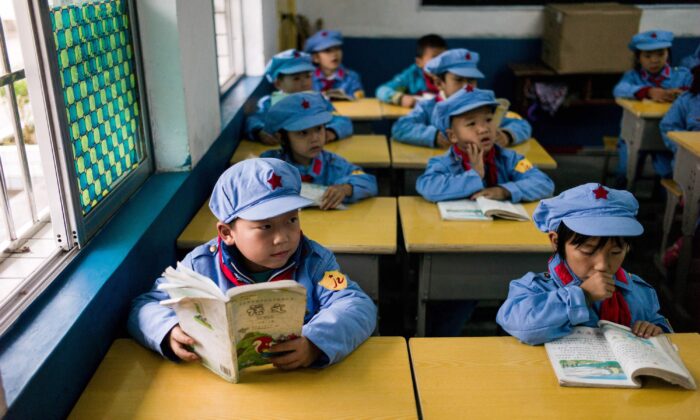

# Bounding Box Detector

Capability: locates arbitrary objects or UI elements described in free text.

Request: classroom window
[213,0,245,92]
[0,0,152,335]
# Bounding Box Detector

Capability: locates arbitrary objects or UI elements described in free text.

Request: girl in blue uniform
[497,184,671,345]
[128,158,376,367]
[304,30,364,99]
[613,30,692,180]
[260,92,377,210]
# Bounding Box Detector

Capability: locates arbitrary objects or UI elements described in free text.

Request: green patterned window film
[49,0,142,214]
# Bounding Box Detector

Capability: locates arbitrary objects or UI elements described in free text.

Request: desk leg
[624,136,641,191]
[674,160,700,307]
[416,254,431,337]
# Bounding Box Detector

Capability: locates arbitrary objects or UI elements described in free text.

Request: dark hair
[416,34,447,58]
[633,48,672,72]
[278,129,292,156]
[555,221,629,258]
[690,65,700,95]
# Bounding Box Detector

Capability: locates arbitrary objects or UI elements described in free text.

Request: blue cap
[264,49,315,83]
[533,183,643,236]
[424,48,485,79]
[431,86,499,134]
[628,30,674,51]
[304,30,343,53]
[264,92,334,134]
[210,158,313,223]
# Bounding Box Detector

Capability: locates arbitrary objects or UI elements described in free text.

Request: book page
[325,88,354,101]
[545,327,637,387]
[437,199,491,221]
[476,197,530,221]
[300,183,347,210]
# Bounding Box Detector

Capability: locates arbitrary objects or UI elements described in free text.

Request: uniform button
[209,244,217,253]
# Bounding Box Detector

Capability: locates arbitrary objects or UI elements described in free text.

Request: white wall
[295,0,700,38]
[243,0,279,76]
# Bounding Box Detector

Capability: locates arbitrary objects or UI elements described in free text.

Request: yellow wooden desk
[332,98,383,120]
[177,197,397,300]
[381,102,412,119]
[668,131,700,312]
[398,196,550,335]
[230,135,391,168]
[410,334,700,419]
[616,99,673,190]
[70,337,417,419]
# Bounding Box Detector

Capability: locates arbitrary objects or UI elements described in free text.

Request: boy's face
[218,210,302,272]
[415,46,446,69]
[274,71,313,93]
[639,49,669,74]
[549,233,627,280]
[287,124,326,165]
[313,46,342,72]
[437,72,478,98]
[446,106,495,153]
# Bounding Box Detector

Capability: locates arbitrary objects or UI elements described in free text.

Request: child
[613,30,692,180]
[496,184,671,345]
[375,34,447,107]
[392,49,531,148]
[416,85,553,203]
[304,30,364,99]
[128,158,377,367]
[260,92,378,210]
[245,49,352,145]
[680,43,700,70]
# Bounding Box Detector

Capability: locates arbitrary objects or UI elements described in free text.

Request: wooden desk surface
[390,138,557,170]
[381,102,412,118]
[178,197,397,254]
[616,98,672,118]
[230,135,391,168]
[410,334,700,420]
[332,98,383,120]
[668,131,700,158]
[70,337,417,420]
[398,196,550,253]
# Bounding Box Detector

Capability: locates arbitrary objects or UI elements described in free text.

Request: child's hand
[465,144,485,178]
[667,88,684,99]
[258,130,280,145]
[167,325,200,362]
[320,184,352,210]
[494,129,512,147]
[632,321,663,338]
[470,186,511,201]
[580,271,615,302]
[325,129,338,143]
[400,94,417,108]
[647,88,676,103]
[435,132,451,149]
[268,337,321,370]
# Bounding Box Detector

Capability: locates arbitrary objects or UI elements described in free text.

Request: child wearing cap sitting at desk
[613,30,692,181]
[497,184,671,345]
[375,34,447,108]
[392,49,531,149]
[260,92,378,210]
[416,86,553,204]
[128,158,377,368]
[245,49,352,145]
[304,30,364,99]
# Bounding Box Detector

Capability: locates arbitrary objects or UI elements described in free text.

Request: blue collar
[220,237,305,284]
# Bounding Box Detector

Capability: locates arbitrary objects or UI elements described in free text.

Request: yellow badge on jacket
[514,158,533,173]
[319,270,348,291]
[351,169,365,175]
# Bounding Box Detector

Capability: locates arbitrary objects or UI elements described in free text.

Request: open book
[437,197,530,221]
[492,98,511,128]
[159,264,307,383]
[324,88,355,101]
[301,182,347,210]
[545,321,696,389]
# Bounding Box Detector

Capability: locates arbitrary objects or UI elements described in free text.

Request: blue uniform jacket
[244,94,353,141]
[496,255,671,345]
[660,91,700,154]
[376,63,430,104]
[416,145,554,203]
[612,66,692,98]
[679,44,700,69]
[260,149,378,203]
[391,98,531,148]
[312,66,364,97]
[128,236,377,366]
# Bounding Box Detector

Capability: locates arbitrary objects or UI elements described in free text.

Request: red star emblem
[465,85,474,93]
[321,31,328,37]
[465,52,471,60]
[267,173,282,190]
[301,99,310,109]
[651,32,657,38]
[593,185,608,200]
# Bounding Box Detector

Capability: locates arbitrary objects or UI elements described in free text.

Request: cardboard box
[542,3,641,74]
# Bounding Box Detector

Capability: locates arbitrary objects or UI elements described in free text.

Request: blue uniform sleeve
[326,115,353,140]
[328,154,378,203]
[391,100,439,148]
[376,65,415,104]
[659,94,689,153]
[677,67,693,89]
[496,273,591,345]
[500,114,532,145]
[499,151,555,203]
[416,155,485,202]
[244,96,271,140]
[302,252,377,366]
[613,70,645,99]
[345,69,365,97]
[630,275,672,332]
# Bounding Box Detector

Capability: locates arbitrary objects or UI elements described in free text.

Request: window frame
[214,0,246,94]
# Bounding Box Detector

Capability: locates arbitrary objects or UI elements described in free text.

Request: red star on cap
[465,52,471,60]
[593,185,608,200]
[267,173,282,190]
[465,85,474,93]
[301,99,310,109]
[321,31,328,36]
[651,32,657,38]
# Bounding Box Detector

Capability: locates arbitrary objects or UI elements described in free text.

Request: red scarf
[641,64,671,87]
[452,145,498,187]
[315,68,343,92]
[300,158,323,182]
[422,70,440,95]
